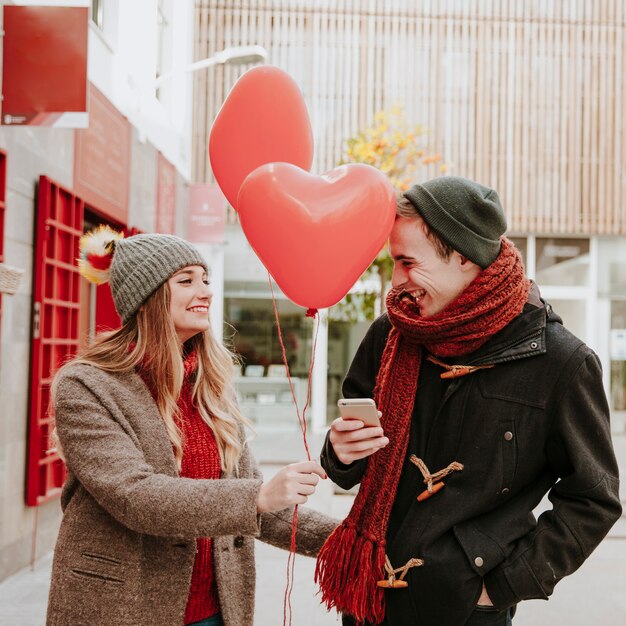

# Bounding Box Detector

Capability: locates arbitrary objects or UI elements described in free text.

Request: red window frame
[26,176,84,506]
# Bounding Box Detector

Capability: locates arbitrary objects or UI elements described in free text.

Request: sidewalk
[1,433,626,625]
[0,464,350,626]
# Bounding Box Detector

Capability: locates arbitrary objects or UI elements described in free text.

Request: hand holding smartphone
[331,398,387,465]
[337,398,381,427]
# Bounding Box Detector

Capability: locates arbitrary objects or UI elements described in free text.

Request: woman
[47,226,337,626]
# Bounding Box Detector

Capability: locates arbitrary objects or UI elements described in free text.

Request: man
[315,176,621,626]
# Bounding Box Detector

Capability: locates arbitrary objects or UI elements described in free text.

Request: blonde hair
[52,282,250,474]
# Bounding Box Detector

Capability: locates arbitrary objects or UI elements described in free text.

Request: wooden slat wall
[193,0,626,235]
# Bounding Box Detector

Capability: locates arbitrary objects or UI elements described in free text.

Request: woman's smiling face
[167,265,212,342]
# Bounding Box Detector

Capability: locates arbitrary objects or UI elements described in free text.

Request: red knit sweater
[138,353,221,625]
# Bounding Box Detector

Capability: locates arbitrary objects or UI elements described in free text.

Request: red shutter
[94,282,120,331]
[0,151,6,326]
[26,176,84,505]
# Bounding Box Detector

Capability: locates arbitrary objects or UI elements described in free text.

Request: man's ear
[457,253,480,273]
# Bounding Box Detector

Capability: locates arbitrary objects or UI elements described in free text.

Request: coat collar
[462,282,554,366]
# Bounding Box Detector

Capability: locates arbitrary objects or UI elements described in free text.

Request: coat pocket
[453,521,507,576]
[70,551,125,586]
[81,551,122,566]
[71,568,124,585]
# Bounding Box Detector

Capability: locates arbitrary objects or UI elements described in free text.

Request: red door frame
[26,179,141,505]
[26,175,83,505]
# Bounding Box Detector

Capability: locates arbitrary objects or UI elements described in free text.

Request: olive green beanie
[403,176,507,268]
[110,234,208,323]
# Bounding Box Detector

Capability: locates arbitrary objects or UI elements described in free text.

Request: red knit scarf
[137,351,222,624]
[315,238,530,624]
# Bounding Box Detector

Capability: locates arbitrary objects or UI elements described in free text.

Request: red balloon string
[268,273,320,626]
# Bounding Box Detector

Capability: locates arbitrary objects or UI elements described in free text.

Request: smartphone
[337,398,381,428]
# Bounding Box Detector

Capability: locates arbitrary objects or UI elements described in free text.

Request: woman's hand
[256,460,327,513]
[329,416,388,465]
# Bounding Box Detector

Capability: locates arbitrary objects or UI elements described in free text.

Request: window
[610,302,626,412]
[326,319,369,425]
[224,296,314,430]
[599,238,626,298]
[535,238,590,287]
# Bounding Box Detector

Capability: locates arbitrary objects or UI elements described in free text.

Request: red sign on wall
[187,184,227,244]
[2,6,88,127]
[74,84,131,224]
[156,152,176,234]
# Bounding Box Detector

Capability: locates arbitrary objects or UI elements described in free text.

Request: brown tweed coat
[46,363,338,626]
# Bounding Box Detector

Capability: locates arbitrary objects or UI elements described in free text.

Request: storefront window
[224,297,314,430]
[610,301,626,412]
[327,320,370,425]
[596,239,626,413]
[598,238,626,298]
[535,238,590,287]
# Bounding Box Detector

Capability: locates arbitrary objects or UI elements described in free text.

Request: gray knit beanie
[109,234,208,323]
[403,176,507,268]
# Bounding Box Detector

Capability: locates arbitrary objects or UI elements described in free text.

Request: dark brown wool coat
[322,290,621,626]
[47,363,337,626]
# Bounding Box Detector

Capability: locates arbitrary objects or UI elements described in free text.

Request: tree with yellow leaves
[342,104,446,191]
[331,105,447,322]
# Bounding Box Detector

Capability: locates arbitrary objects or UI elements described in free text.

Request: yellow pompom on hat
[78,225,124,285]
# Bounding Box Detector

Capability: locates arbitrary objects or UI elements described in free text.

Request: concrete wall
[0,0,196,582]
[0,127,75,580]
[128,129,158,232]
[0,126,195,581]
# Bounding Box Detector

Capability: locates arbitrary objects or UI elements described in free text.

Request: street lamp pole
[154,44,267,89]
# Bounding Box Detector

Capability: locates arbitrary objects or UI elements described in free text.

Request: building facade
[191,0,626,432]
[0,0,198,580]
[1,0,625,585]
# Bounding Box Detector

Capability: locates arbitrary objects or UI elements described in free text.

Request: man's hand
[329,416,389,465]
[477,582,493,607]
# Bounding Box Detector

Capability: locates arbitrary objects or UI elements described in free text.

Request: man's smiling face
[389,216,481,318]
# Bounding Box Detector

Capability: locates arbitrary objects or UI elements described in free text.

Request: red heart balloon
[209,66,314,210]
[237,163,396,310]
